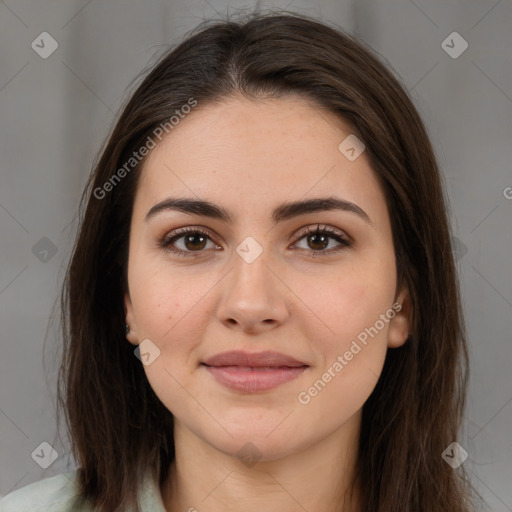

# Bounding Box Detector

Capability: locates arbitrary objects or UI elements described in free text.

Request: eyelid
[293,224,351,244]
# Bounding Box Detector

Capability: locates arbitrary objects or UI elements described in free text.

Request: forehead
[133,95,388,224]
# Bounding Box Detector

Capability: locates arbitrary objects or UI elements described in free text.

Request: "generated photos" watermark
[297,302,402,405]
[94,97,197,200]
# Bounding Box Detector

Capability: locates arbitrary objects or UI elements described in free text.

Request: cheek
[295,276,393,425]
[130,266,209,416]
[303,261,396,349]
[301,256,396,410]
[128,263,221,404]
[129,254,207,337]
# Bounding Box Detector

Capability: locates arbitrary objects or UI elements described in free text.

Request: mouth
[201,350,309,393]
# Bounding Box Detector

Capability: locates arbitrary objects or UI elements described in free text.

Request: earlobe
[124,292,139,346]
[388,288,412,348]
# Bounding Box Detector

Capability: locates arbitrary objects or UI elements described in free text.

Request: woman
[0,11,477,512]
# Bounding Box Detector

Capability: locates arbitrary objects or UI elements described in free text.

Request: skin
[124,94,411,512]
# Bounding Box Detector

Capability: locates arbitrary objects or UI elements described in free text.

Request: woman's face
[124,95,410,461]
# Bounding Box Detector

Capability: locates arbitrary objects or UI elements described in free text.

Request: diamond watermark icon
[237,442,263,468]
[338,134,365,161]
[31,32,59,59]
[31,441,58,469]
[441,32,468,59]
[441,442,468,468]
[236,236,263,264]
[32,237,58,263]
[452,236,468,261]
[134,338,161,366]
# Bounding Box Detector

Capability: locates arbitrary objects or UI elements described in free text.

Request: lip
[203,350,307,368]
[202,350,309,392]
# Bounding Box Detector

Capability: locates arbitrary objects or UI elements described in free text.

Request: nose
[215,249,290,334]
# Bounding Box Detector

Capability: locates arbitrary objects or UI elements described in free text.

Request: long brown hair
[57,11,477,511]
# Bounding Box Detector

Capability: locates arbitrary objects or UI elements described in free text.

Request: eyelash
[158,224,351,258]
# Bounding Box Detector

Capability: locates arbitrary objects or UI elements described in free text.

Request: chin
[196,416,311,464]
[213,434,301,464]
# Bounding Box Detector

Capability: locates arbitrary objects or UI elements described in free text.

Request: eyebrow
[144,196,372,225]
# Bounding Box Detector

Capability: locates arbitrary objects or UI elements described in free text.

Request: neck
[161,414,362,512]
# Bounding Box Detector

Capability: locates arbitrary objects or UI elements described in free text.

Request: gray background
[0,0,511,509]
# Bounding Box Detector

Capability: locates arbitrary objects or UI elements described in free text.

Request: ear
[387,287,412,348]
[124,292,140,346]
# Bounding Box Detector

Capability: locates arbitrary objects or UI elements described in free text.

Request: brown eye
[181,233,208,251]
[160,228,220,256]
[159,224,350,258]
[293,224,351,256]
[305,232,329,251]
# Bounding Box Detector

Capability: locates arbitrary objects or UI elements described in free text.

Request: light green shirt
[0,469,167,511]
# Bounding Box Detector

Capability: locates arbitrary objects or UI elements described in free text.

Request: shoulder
[0,470,90,512]
[1,469,167,512]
